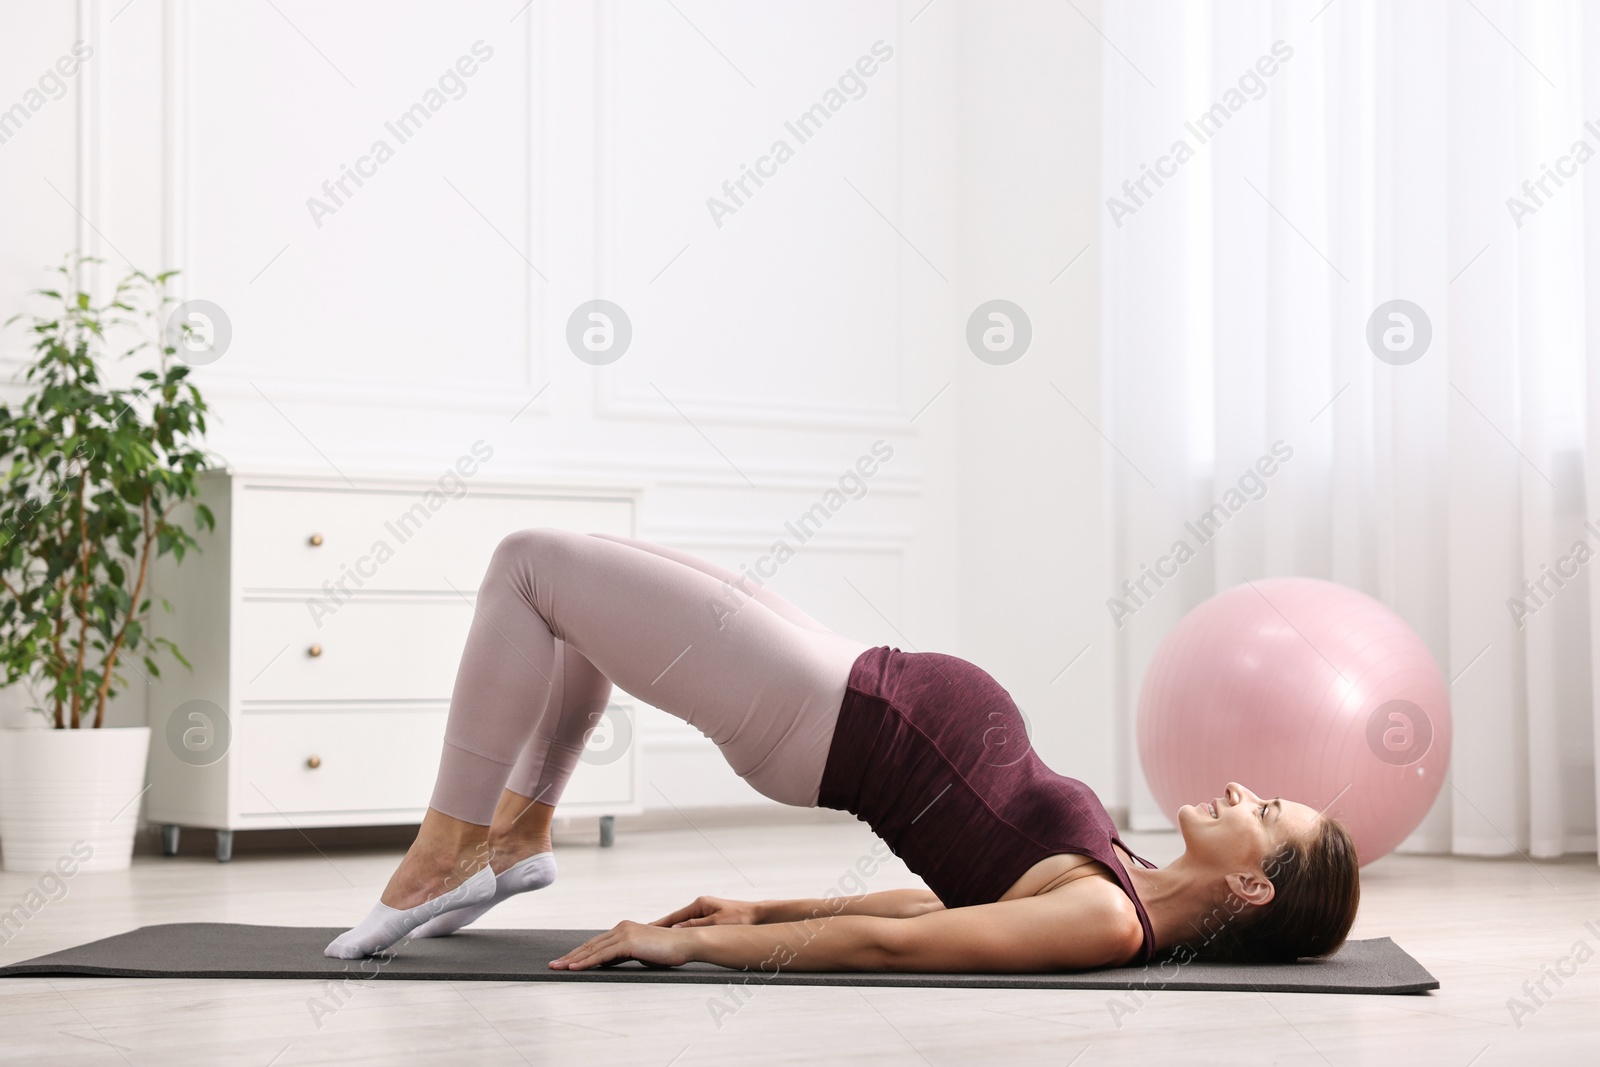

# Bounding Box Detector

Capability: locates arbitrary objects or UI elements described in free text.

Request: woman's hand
[548,921,696,970]
[650,895,767,928]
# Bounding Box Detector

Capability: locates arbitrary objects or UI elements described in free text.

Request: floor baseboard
[128,804,861,859]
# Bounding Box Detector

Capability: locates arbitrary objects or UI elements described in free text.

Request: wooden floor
[1,814,1597,1066]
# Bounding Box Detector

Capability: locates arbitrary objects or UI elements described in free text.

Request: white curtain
[1100,0,1600,859]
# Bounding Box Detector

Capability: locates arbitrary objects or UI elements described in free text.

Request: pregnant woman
[327,530,1360,971]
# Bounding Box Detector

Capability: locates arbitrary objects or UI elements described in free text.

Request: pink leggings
[428,529,871,825]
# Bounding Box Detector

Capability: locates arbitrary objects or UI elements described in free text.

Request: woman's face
[1176,781,1321,877]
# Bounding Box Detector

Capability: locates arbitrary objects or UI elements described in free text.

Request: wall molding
[189,372,548,416]
[161,2,553,420]
[594,379,920,434]
[590,2,914,435]
[82,0,935,437]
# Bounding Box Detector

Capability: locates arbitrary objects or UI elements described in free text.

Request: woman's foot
[408,848,556,938]
[411,792,558,938]
[373,807,497,908]
[324,865,496,958]
[324,808,496,959]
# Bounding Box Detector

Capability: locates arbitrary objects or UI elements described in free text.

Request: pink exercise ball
[1137,577,1450,866]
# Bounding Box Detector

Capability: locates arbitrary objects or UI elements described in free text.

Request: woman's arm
[553,879,1143,973]
[704,886,1139,972]
[651,890,943,929]
[550,915,906,972]
[763,889,945,922]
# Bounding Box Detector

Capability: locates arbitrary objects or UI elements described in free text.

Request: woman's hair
[1177,815,1361,964]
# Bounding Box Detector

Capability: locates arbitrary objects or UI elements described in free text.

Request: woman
[327,529,1360,971]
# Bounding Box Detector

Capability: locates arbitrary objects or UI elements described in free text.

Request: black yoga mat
[0,924,1436,993]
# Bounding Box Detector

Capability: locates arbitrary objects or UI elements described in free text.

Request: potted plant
[0,258,215,872]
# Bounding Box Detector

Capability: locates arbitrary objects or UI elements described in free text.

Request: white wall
[953,1,1113,806]
[0,2,1113,814]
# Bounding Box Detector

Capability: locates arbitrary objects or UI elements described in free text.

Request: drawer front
[236,705,639,817]
[234,486,633,591]
[237,710,448,816]
[237,599,474,703]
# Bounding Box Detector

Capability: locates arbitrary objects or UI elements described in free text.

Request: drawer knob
[306,755,322,769]
[308,533,324,546]
[307,644,323,658]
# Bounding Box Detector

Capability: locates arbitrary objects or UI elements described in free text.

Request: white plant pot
[0,726,150,872]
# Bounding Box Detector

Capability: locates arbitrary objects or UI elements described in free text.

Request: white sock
[409,852,557,938]
[324,865,497,959]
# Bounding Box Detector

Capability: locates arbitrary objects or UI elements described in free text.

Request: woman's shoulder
[1035,868,1147,967]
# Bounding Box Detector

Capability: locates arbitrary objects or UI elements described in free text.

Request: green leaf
[0,259,211,713]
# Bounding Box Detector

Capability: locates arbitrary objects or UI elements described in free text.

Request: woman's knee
[488,527,588,577]
[493,526,578,559]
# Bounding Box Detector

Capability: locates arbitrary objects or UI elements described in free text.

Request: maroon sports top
[817,645,1157,965]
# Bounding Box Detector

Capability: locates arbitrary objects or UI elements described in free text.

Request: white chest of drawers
[144,467,644,860]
